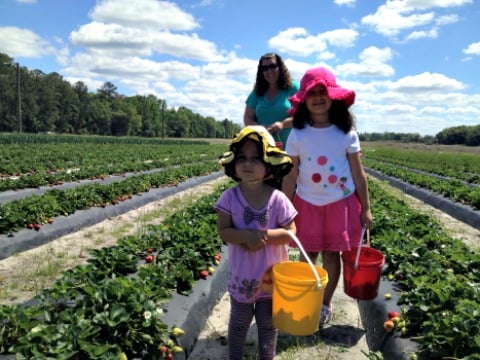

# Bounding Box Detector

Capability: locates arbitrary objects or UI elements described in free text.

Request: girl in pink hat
[282,67,373,327]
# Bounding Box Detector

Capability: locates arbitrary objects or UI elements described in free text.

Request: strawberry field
[0,134,479,359]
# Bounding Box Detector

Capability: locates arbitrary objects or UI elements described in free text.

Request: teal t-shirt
[245,81,300,145]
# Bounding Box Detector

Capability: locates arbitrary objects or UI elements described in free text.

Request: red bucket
[342,247,385,300]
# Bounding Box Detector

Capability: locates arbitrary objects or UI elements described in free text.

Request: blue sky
[0,0,479,136]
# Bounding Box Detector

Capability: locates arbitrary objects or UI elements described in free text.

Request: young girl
[215,126,297,360]
[282,67,373,327]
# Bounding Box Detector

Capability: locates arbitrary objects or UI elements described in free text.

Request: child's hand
[242,230,266,251]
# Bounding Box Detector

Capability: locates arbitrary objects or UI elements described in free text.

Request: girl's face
[234,139,267,184]
[305,85,332,116]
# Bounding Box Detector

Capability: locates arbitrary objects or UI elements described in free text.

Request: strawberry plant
[368,180,480,358]
[0,186,225,358]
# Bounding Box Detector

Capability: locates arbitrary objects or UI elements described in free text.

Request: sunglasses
[261,63,279,72]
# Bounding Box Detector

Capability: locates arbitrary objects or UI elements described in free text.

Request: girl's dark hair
[292,100,355,134]
[223,137,283,189]
[254,53,293,97]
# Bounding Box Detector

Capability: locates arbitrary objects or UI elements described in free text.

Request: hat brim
[218,126,293,180]
[288,78,355,115]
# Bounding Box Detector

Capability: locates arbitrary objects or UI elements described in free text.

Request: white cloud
[361,0,469,39]
[89,0,199,31]
[361,4,434,37]
[389,72,465,93]
[0,27,56,58]
[463,41,480,56]
[336,47,395,77]
[404,27,438,41]
[268,27,358,57]
[334,0,355,6]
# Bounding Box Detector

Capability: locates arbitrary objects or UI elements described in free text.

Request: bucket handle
[287,231,322,290]
[353,227,370,270]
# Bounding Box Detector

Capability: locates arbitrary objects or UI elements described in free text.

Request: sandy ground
[1,176,479,359]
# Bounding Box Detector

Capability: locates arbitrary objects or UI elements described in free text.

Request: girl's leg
[255,298,278,360]
[299,251,319,264]
[228,297,254,360]
[321,251,341,306]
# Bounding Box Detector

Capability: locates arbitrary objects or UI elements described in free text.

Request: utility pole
[161,100,165,139]
[16,62,21,133]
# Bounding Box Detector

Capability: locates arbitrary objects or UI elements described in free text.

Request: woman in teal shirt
[244,53,299,147]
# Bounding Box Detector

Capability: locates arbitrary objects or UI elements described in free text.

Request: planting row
[0,162,219,236]
[362,143,480,184]
[0,185,226,359]
[368,180,480,359]
[0,140,225,191]
[362,159,480,210]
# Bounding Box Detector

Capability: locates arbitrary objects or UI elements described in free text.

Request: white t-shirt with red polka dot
[285,124,361,206]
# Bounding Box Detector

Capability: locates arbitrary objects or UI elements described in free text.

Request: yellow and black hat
[218,125,292,182]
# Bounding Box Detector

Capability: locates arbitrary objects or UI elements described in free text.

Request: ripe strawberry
[160,345,168,353]
[101,202,107,208]
[199,270,209,279]
[145,255,154,263]
[26,223,34,229]
[34,223,41,231]
[147,248,154,254]
[214,253,222,261]
[383,320,394,332]
[48,218,54,224]
[388,311,400,320]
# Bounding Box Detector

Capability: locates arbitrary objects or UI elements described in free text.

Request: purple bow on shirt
[244,207,268,226]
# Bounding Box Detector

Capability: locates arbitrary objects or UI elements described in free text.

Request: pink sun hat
[288,67,355,116]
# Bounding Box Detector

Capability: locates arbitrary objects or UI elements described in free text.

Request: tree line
[360,124,480,146]
[0,53,240,138]
[1,53,477,145]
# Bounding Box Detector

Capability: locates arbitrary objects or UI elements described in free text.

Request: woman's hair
[254,53,293,96]
[223,138,281,189]
[292,100,355,134]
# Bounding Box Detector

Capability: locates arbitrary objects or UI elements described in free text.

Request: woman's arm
[267,116,293,134]
[243,106,258,126]
[348,152,373,229]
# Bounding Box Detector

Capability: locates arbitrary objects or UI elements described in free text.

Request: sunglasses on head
[261,63,279,72]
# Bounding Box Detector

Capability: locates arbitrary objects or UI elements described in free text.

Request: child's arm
[264,220,296,246]
[217,210,265,250]
[348,152,373,229]
[282,156,299,200]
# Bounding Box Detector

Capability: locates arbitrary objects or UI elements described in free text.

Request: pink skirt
[292,194,362,252]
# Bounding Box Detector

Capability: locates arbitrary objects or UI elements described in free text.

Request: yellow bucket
[272,261,329,336]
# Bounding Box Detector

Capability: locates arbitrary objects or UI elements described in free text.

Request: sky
[0,0,479,136]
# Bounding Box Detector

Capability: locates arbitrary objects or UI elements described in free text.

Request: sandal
[319,304,333,327]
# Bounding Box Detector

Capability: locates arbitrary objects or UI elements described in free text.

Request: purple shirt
[215,186,297,303]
